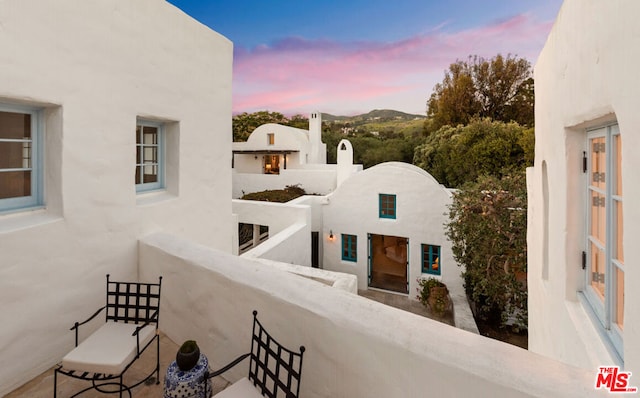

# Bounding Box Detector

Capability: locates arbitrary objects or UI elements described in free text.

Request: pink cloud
[232,13,555,116]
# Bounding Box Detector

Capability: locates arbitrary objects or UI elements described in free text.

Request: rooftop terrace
[8,232,607,397]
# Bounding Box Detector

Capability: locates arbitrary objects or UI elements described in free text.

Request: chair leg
[53,368,58,398]
[156,335,160,384]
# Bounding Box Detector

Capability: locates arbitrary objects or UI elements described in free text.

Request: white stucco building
[235,133,465,306]
[322,161,457,301]
[2,1,616,397]
[528,0,640,373]
[231,112,361,198]
[0,0,233,393]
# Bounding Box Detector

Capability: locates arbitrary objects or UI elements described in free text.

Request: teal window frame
[421,244,441,275]
[379,193,396,219]
[342,234,357,262]
[135,119,165,193]
[0,103,43,213]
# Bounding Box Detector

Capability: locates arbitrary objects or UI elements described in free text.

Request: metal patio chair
[203,310,305,398]
[54,274,162,397]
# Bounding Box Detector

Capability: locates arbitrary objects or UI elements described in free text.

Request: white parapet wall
[233,167,338,198]
[252,257,358,293]
[140,233,607,398]
[233,198,313,266]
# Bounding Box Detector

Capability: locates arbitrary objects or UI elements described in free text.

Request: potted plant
[176,340,200,371]
[417,277,450,315]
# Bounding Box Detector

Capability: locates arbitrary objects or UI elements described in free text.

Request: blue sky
[167,0,563,116]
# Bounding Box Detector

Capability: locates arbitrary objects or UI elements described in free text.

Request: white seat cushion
[62,321,156,375]
[215,377,263,398]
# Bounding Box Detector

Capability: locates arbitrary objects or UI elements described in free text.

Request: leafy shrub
[446,171,527,330]
[416,277,445,305]
[241,185,306,203]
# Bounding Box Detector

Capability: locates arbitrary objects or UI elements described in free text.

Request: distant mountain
[322,109,425,123]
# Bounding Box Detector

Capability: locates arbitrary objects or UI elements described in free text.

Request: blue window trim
[0,103,43,213]
[342,234,357,262]
[135,119,165,193]
[421,244,441,275]
[379,193,396,219]
[584,123,623,359]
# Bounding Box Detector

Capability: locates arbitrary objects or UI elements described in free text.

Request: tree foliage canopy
[322,129,421,168]
[413,118,533,188]
[232,111,290,142]
[426,54,533,132]
[446,171,528,330]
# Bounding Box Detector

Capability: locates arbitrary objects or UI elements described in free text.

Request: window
[342,234,357,262]
[267,133,275,145]
[422,244,441,275]
[135,120,164,192]
[0,104,42,212]
[264,155,279,174]
[379,194,396,219]
[585,123,623,356]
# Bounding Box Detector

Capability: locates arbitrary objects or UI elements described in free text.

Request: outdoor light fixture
[329,230,334,240]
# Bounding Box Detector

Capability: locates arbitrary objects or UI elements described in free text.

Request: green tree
[446,171,528,330]
[286,114,309,129]
[232,111,288,142]
[413,118,533,188]
[426,54,533,133]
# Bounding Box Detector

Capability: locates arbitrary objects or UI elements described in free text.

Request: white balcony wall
[242,222,311,266]
[233,199,312,266]
[140,233,606,398]
[0,0,232,394]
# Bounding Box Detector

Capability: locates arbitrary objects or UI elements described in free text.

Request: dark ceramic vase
[176,340,200,371]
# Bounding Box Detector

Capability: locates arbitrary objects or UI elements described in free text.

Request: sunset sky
[167,0,563,116]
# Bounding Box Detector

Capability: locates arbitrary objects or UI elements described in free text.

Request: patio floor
[7,332,231,398]
[358,288,455,326]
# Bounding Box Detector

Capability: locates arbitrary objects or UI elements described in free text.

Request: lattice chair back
[55,274,163,398]
[248,311,305,398]
[105,274,162,326]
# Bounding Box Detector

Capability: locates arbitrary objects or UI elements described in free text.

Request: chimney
[309,111,322,147]
[308,112,326,164]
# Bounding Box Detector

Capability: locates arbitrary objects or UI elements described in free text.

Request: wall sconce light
[329,230,334,240]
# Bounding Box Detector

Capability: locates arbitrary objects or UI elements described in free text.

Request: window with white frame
[584,123,623,358]
[135,120,164,192]
[0,104,42,212]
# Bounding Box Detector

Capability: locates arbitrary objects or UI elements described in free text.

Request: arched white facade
[322,162,462,303]
[232,115,354,198]
[529,0,640,372]
[0,0,233,393]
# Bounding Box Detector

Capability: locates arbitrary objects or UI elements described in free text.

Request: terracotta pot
[428,286,450,314]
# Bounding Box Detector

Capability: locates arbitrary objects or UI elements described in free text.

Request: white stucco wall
[232,168,338,198]
[233,199,312,266]
[529,0,640,372]
[232,123,311,173]
[322,162,462,302]
[242,222,311,266]
[0,1,232,394]
[140,232,607,398]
